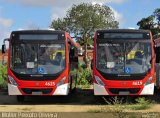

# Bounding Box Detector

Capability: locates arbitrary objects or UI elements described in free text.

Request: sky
[0,0,159,46]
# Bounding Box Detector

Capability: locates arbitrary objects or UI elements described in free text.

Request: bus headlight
[8,75,18,86]
[144,76,152,86]
[95,75,105,86]
[57,77,66,86]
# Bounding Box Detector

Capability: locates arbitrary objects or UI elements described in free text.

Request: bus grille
[21,88,53,94]
[97,70,147,80]
[108,88,140,94]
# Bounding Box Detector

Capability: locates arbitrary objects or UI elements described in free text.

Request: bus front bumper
[93,83,154,95]
[8,83,69,96]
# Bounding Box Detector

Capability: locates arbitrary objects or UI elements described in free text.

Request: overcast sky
[0,0,159,45]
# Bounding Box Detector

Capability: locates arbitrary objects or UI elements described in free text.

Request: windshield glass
[11,43,65,74]
[96,40,152,74]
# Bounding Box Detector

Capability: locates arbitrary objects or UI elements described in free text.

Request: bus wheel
[17,96,25,102]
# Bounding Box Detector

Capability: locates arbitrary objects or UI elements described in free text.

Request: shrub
[96,96,128,118]
[0,64,7,88]
[71,63,92,88]
[129,97,151,110]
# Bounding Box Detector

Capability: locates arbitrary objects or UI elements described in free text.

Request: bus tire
[17,96,25,102]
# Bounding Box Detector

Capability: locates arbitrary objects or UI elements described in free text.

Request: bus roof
[12,30,65,34]
[96,29,151,33]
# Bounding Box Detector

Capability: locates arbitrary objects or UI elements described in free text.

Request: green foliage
[89,97,150,117]
[71,63,92,88]
[0,64,7,88]
[76,38,93,46]
[129,97,151,110]
[137,8,160,35]
[154,8,160,25]
[87,38,93,46]
[51,18,68,31]
[135,97,150,104]
[51,3,119,35]
[50,3,119,66]
[101,96,128,118]
[65,3,118,35]
[137,15,155,30]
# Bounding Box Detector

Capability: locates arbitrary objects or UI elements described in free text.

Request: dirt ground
[0,88,160,113]
[0,89,160,118]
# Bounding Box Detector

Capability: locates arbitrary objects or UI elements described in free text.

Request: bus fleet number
[45,82,55,86]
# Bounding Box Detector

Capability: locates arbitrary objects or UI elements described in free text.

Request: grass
[87,96,152,118]
[127,104,150,110]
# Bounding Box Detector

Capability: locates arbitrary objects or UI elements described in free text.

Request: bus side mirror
[69,48,78,69]
[2,44,6,54]
[69,48,78,62]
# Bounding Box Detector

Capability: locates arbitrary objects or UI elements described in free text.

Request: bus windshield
[96,40,152,74]
[11,43,65,75]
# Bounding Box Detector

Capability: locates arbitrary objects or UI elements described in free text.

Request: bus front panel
[93,30,155,95]
[7,31,70,96]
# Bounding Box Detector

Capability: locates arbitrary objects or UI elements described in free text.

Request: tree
[137,15,154,29]
[50,3,119,67]
[137,8,160,35]
[51,18,68,31]
[154,8,160,26]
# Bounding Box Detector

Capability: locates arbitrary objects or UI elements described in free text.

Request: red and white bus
[2,30,79,101]
[93,29,155,95]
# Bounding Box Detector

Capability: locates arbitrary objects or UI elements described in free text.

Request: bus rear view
[93,29,155,96]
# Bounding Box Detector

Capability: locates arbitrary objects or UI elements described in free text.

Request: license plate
[119,91,129,95]
[32,92,42,95]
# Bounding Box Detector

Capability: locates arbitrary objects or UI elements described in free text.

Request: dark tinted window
[97,32,150,39]
[19,34,58,40]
